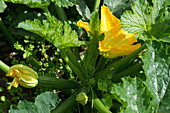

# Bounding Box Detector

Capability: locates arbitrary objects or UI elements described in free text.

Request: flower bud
[6,64,38,90]
[76,92,88,105]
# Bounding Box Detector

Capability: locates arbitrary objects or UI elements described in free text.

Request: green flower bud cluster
[76,92,88,106]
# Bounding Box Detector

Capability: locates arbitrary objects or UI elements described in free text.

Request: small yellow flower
[6,64,38,90]
[77,5,141,59]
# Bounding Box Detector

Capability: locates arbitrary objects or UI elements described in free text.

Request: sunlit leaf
[0,0,7,13]
[121,0,170,42]
[141,41,170,112]
[9,100,38,113]
[4,0,50,9]
[158,83,170,113]
[9,92,59,113]
[18,13,85,49]
[111,77,152,113]
[35,92,60,113]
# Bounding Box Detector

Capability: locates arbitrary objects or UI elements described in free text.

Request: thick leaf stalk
[38,76,78,91]
[61,48,85,81]
[0,18,16,44]
[52,94,77,113]
[55,5,67,21]
[93,93,112,113]
[93,0,101,12]
[0,60,10,73]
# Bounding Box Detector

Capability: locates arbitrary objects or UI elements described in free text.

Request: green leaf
[35,92,60,113]
[104,0,135,18]
[9,100,38,113]
[97,78,108,91]
[149,7,170,42]
[9,105,20,113]
[89,11,100,40]
[158,83,170,113]
[18,100,38,113]
[141,41,170,112]
[4,0,50,9]
[52,0,76,8]
[9,92,60,113]
[101,93,113,109]
[76,0,91,20]
[18,13,85,49]
[110,77,152,113]
[121,0,170,42]
[0,0,7,13]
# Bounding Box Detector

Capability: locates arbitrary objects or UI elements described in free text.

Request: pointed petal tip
[77,21,90,31]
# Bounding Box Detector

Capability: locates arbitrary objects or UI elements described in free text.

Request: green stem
[0,18,16,44]
[55,5,67,21]
[61,48,85,81]
[43,6,51,14]
[112,63,143,82]
[93,0,101,12]
[94,41,149,80]
[94,56,107,73]
[52,94,77,113]
[37,76,78,90]
[0,60,10,73]
[93,93,112,113]
[83,44,99,76]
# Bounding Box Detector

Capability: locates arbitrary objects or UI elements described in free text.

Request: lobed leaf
[141,41,170,112]
[4,0,50,9]
[52,0,76,8]
[35,92,60,113]
[158,83,170,113]
[9,92,59,113]
[121,0,170,42]
[110,77,152,113]
[18,13,85,49]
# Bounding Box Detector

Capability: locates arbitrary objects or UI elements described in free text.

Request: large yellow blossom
[77,5,141,59]
[6,64,38,90]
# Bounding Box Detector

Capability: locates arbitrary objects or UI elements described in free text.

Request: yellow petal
[99,27,141,58]
[100,5,121,33]
[77,21,90,31]
[7,77,19,90]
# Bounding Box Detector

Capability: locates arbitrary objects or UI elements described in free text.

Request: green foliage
[97,78,108,91]
[141,41,170,112]
[0,0,170,112]
[158,83,170,113]
[101,93,113,109]
[111,77,152,113]
[52,0,76,8]
[4,0,50,9]
[18,13,85,49]
[121,0,170,42]
[0,0,6,13]
[89,11,100,40]
[9,92,60,113]
[76,0,91,20]
[104,0,135,18]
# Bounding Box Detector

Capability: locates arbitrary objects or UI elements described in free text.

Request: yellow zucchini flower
[6,64,38,90]
[77,5,141,59]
